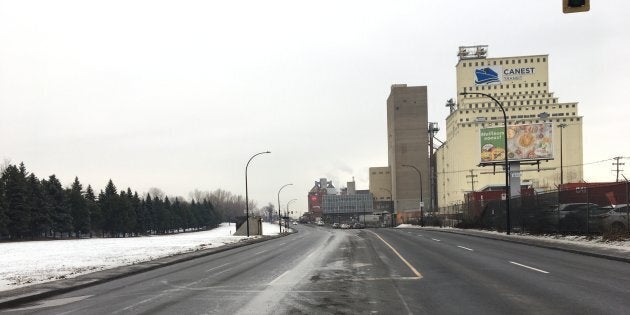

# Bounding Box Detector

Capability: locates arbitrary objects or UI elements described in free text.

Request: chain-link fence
[434,182,630,237]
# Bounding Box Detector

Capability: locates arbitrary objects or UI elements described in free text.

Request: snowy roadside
[0,222,284,291]
[396,224,630,252]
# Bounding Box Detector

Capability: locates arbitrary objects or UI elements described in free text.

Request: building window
[463,63,466,67]
[543,57,546,62]
[537,57,540,62]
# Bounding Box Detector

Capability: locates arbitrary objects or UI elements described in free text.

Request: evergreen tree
[131,191,143,236]
[0,170,9,237]
[153,196,166,234]
[26,174,50,238]
[68,177,90,237]
[2,164,30,239]
[143,194,154,234]
[85,185,100,237]
[44,175,72,237]
[98,179,119,236]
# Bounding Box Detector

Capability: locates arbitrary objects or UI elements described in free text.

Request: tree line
[0,162,227,240]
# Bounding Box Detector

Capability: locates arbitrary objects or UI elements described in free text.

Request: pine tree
[99,179,119,237]
[44,175,72,237]
[3,164,30,239]
[153,195,165,234]
[131,191,143,236]
[68,177,90,237]
[0,170,9,237]
[143,194,154,234]
[85,185,100,237]
[27,173,50,238]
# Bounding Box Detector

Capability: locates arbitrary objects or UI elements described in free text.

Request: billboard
[474,66,536,86]
[480,123,553,163]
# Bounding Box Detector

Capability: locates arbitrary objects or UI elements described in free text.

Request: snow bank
[0,222,282,291]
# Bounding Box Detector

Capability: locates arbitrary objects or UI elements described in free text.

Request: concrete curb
[0,231,296,309]
[412,227,630,264]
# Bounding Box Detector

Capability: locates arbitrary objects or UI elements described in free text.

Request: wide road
[2,225,630,314]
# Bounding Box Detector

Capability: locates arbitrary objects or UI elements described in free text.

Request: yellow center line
[367,230,422,279]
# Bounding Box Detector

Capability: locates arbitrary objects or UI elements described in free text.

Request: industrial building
[435,45,584,206]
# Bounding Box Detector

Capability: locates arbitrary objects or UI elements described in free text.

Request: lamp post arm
[460,91,511,234]
[245,151,271,237]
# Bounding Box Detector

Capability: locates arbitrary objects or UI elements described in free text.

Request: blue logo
[475,67,500,85]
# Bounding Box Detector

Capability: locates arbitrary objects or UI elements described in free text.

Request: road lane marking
[416,234,424,237]
[457,246,474,251]
[431,238,441,242]
[214,267,234,276]
[509,261,549,274]
[268,270,290,285]
[254,249,268,255]
[206,262,230,272]
[278,242,287,246]
[367,230,422,279]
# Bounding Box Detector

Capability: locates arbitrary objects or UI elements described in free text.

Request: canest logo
[475,67,501,85]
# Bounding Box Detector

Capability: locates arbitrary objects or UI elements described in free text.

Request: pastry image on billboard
[480,123,554,163]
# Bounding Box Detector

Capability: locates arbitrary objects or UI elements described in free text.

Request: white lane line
[268,270,290,285]
[366,230,422,279]
[214,267,234,276]
[457,246,474,251]
[431,238,441,242]
[416,234,424,237]
[278,242,287,246]
[206,262,230,272]
[254,249,268,255]
[509,261,549,274]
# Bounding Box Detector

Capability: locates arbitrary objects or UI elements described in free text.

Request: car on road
[340,223,350,229]
[316,221,324,226]
[332,223,340,229]
[352,222,365,229]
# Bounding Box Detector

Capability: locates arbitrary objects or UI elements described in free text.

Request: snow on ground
[0,222,283,291]
[396,224,630,251]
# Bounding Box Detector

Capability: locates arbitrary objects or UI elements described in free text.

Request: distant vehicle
[352,222,365,229]
[332,223,340,229]
[292,221,298,225]
[340,223,350,229]
[597,204,629,233]
[316,221,324,226]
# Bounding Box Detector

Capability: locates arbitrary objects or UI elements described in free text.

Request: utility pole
[466,169,478,192]
[612,157,625,182]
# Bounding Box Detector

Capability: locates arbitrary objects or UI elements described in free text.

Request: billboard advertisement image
[480,123,554,163]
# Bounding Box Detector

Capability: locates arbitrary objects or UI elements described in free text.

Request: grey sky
[1,1,628,214]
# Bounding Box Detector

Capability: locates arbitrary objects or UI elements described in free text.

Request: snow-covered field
[396,224,630,251]
[0,222,283,291]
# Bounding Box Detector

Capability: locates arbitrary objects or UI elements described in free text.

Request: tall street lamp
[401,164,424,226]
[381,187,394,227]
[460,91,511,235]
[245,151,271,237]
[558,123,568,186]
[277,183,293,234]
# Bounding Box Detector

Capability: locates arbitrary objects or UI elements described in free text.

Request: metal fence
[435,182,630,236]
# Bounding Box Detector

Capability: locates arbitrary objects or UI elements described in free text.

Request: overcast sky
[1,1,629,214]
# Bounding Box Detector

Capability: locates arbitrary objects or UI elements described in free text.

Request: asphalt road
[2,225,630,314]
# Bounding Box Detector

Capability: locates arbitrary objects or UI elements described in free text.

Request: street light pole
[558,123,568,186]
[381,188,394,227]
[401,164,424,227]
[245,151,271,237]
[277,183,293,234]
[460,92,511,235]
